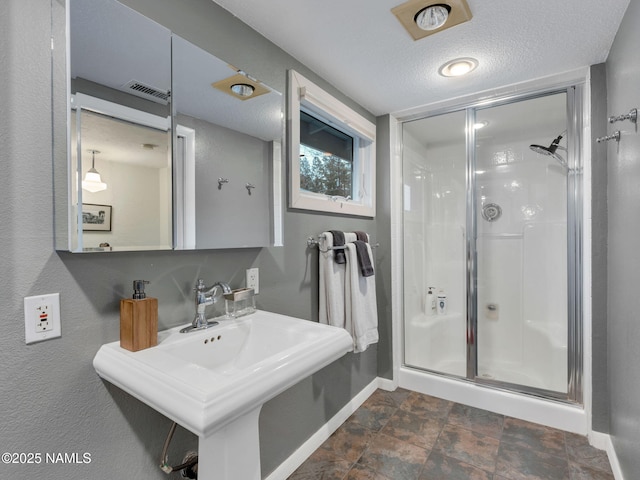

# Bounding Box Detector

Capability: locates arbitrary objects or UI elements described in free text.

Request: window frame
[287,70,376,217]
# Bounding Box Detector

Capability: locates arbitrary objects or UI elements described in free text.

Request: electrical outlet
[24,293,61,344]
[246,268,259,294]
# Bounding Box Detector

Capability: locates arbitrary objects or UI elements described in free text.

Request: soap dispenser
[425,287,436,315]
[437,290,447,315]
[120,280,158,352]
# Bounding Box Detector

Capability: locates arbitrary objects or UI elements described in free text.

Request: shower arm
[551,131,568,148]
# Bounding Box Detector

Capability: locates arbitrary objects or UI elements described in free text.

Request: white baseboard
[265,378,380,480]
[589,431,624,480]
[377,376,397,392]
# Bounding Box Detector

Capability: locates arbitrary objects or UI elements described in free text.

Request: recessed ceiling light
[212,73,269,101]
[414,4,450,31]
[439,57,478,77]
[230,83,255,97]
[391,0,472,41]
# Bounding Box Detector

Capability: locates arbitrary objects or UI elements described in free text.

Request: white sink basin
[93,310,353,480]
[94,310,353,435]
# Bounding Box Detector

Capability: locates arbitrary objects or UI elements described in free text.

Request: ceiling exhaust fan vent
[122,80,170,104]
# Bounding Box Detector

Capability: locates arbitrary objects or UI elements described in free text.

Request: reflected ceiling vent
[392,0,472,41]
[122,80,170,105]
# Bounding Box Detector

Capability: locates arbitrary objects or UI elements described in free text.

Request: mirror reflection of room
[65,0,284,252]
[74,109,172,251]
[69,0,173,252]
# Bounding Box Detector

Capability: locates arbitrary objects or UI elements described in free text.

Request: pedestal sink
[93,310,353,480]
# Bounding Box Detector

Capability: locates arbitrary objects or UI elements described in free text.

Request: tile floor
[288,388,614,480]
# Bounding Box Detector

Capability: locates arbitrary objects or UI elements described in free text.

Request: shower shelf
[480,233,523,239]
[411,313,462,326]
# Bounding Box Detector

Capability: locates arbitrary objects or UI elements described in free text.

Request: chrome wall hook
[245,183,255,195]
[608,108,637,124]
[218,177,229,189]
[596,131,621,143]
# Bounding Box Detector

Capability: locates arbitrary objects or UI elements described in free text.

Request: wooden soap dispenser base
[120,280,158,352]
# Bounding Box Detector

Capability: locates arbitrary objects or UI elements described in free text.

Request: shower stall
[401,87,583,412]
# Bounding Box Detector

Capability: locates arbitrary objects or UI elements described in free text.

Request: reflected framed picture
[82,203,112,231]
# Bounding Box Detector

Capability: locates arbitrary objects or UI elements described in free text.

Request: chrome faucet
[180,279,231,333]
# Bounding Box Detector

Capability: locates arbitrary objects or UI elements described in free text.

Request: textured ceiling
[211,0,630,116]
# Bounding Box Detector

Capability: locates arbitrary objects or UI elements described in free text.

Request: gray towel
[329,230,346,264]
[353,240,374,277]
[355,231,368,242]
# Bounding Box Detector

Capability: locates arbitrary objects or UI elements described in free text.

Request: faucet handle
[194,279,206,291]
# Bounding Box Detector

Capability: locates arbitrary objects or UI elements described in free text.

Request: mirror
[59,0,283,252]
[172,35,283,249]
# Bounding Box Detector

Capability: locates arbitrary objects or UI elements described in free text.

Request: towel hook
[596,131,621,143]
[218,177,229,189]
[245,183,256,195]
[609,108,637,124]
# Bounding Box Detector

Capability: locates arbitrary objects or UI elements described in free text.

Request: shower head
[529,134,568,169]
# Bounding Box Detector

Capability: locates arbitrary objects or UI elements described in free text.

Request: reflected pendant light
[82,149,107,193]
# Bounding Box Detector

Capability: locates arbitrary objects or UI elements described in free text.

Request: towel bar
[307,235,379,251]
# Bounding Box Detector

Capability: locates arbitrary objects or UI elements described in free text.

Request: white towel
[318,232,356,330]
[344,242,378,352]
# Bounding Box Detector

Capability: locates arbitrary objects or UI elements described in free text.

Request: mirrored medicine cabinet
[53,0,283,252]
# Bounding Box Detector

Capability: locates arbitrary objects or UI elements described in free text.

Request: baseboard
[377,376,397,392]
[265,377,380,480]
[589,431,624,480]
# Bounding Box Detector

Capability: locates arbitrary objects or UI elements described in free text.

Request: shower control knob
[482,203,502,222]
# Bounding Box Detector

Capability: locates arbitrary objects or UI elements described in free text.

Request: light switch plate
[24,293,61,344]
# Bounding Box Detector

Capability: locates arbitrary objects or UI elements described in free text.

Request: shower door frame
[402,84,584,405]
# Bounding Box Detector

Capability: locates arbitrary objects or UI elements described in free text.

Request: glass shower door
[473,93,569,394]
[402,110,467,377]
[402,89,579,400]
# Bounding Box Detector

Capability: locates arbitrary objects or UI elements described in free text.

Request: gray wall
[605,0,640,476]
[177,114,272,249]
[0,0,386,479]
[589,63,610,434]
[374,115,395,380]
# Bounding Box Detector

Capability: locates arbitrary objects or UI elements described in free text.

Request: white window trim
[288,70,376,217]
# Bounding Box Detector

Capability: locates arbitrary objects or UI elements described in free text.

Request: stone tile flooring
[288,389,614,480]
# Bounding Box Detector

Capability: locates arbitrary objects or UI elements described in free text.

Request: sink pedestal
[198,406,262,480]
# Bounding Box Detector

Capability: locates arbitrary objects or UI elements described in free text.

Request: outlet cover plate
[24,293,61,344]
[246,268,259,294]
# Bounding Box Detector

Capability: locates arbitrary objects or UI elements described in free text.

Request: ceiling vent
[122,80,170,105]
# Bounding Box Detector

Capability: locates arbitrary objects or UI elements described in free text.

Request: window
[299,111,354,198]
[288,70,376,217]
